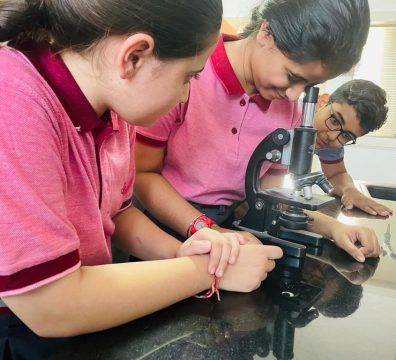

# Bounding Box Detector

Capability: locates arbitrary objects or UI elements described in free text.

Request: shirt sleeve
[315,147,345,164]
[0,84,81,297]
[135,103,184,146]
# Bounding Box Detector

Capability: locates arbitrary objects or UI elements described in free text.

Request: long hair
[0,0,223,58]
[240,0,370,77]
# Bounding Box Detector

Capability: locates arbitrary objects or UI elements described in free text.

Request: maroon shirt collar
[210,34,271,112]
[19,42,105,132]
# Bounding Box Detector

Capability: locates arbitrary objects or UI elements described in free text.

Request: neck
[224,38,257,96]
[60,51,109,117]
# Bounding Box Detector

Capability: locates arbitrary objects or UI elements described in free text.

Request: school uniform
[136,35,302,225]
[0,42,135,358]
[315,147,345,164]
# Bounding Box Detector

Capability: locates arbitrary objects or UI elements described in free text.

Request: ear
[316,93,330,110]
[256,21,275,48]
[117,33,155,79]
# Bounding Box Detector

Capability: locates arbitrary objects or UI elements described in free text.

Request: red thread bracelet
[195,275,221,301]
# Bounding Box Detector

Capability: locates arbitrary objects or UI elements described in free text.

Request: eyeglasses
[325,104,357,146]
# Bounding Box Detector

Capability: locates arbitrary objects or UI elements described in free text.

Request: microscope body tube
[300,99,316,127]
[289,87,318,176]
[289,127,316,176]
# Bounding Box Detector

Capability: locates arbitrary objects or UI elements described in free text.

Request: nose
[180,84,190,103]
[285,83,307,102]
[327,130,339,142]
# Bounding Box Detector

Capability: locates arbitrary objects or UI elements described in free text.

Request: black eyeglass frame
[325,103,357,146]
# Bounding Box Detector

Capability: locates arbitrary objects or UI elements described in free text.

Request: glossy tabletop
[54,198,396,360]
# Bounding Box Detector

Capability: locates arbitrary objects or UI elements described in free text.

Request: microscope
[234,86,337,292]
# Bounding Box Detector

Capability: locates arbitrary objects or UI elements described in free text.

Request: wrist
[162,233,183,259]
[308,213,336,239]
[189,255,220,301]
[186,214,216,238]
[344,185,358,193]
[195,275,221,301]
[328,220,345,240]
[189,255,214,290]
[210,223,222,232]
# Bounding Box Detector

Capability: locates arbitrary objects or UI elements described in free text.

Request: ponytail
[0,0,49,43]
[1,0,222,59]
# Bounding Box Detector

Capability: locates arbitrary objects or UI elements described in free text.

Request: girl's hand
[177,227,250,277]
[211,224,262,245]
[218,244,283,292]
[330,224,380,262]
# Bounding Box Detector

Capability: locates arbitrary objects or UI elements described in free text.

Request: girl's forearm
[4,256,212,337]
[305,210,338,239]
[112,206,182,260]
[134,173,202,236]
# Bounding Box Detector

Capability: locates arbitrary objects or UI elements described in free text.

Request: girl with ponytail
[0,1,281,358]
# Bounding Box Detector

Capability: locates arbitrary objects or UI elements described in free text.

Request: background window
[352,25,396,138]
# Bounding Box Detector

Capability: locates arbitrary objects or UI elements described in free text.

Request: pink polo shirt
[136,35,301,206]
[0,43,135,297]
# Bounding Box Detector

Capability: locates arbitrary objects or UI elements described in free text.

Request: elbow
[18,312,81,338]
[4,298,84,338]
[27,322,62,338]
[3,269,89,338]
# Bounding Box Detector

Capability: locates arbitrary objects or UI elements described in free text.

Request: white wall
[223,0,258,17]
[343,138,396,184]
[312,137,396,184]
[369,0,396,10]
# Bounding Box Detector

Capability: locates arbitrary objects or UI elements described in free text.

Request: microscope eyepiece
[303,86,319,104]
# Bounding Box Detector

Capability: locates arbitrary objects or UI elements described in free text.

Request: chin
[135,117,158,127]
[258,92,273,101]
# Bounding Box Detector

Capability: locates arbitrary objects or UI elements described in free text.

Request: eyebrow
[333,108,358,139]
[288,71,309,84]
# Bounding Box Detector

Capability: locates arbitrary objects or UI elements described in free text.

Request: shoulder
[0,47,63,129]
[0,47,41,91]
[315,147,345,162]
[0,47,54,98]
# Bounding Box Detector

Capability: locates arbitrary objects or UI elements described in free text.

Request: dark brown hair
[330,79,388,134]
[0,0,222,58]
[240,0,370,77]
